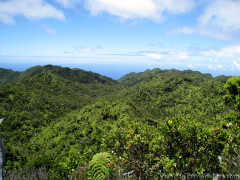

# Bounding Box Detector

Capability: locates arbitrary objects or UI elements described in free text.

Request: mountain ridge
[1,65,231,87]
[0,64,118,87]
[118,68,228,86]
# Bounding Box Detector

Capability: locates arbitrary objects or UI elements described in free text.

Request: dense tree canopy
[0,65,239,179]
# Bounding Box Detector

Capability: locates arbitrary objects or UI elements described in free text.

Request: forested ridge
[0,65,239,179]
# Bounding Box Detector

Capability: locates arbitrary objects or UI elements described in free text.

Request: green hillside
[0,68,20,86]
[118,68,213,86]
[0,65,116,87]
[0,66,123,172]
[0,65,239,179]
[123,73,228,124]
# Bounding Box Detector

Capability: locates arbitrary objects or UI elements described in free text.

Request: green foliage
[124,74,228,126]
[89,152,114,180]
[222,76,240,173]
[101,121,162,179]
[160,116,227,174]
[0,68,20,87]
[102,117,228,178]
[221,121,240,173]
[0,65,118,87]
[0,66,122,170]
[0,65,236,179]
[118,68,213,87]
[49,149,88,180]
[224,76,240,112]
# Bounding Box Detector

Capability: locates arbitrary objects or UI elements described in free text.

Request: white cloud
[188,64,193,68]
[0,0,65,24]
[202,45,240,59]
[199,0,240,32]
[208,64,224,70]
[157,0,195,14]
[233,61,240,70]
[140,51,189,60]
[85,0,195,22]
[141,52,165,60]
[198,0,240,39]
[170,0,240,40]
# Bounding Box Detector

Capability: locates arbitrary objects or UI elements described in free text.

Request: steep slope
[22,71,231,178]
[0,65,53,86]
[122,73,230,125]
[0,68,20,86]
[28,98,142,168]
[0,65,233,178]
[0,66,123,169]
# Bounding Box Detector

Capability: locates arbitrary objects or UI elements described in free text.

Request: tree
[160,116,228,174]
[222,76,240,173]
[224,76,240,113]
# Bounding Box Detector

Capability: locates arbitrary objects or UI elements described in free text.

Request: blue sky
[0,0,240,79]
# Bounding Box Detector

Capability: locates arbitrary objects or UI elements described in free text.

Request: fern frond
[89,152,112,180]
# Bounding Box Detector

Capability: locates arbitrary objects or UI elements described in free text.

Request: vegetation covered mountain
[0,65,123,172]
[118,68,216,86]
[0,68,20,86]
[0,65,239,179]
[0,65,116,87]
[124,73,229,125]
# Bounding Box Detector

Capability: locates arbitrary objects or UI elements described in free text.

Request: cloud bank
[0,0,196,24]
[202,45,240,59]
[0,0,65,24]
[173,0,240,40]
[1,0,239,42]
[199,0,240,38]
[85,0,195,22]
[140,51,189,61]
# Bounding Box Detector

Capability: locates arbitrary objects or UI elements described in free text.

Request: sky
[0,0,240,79]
